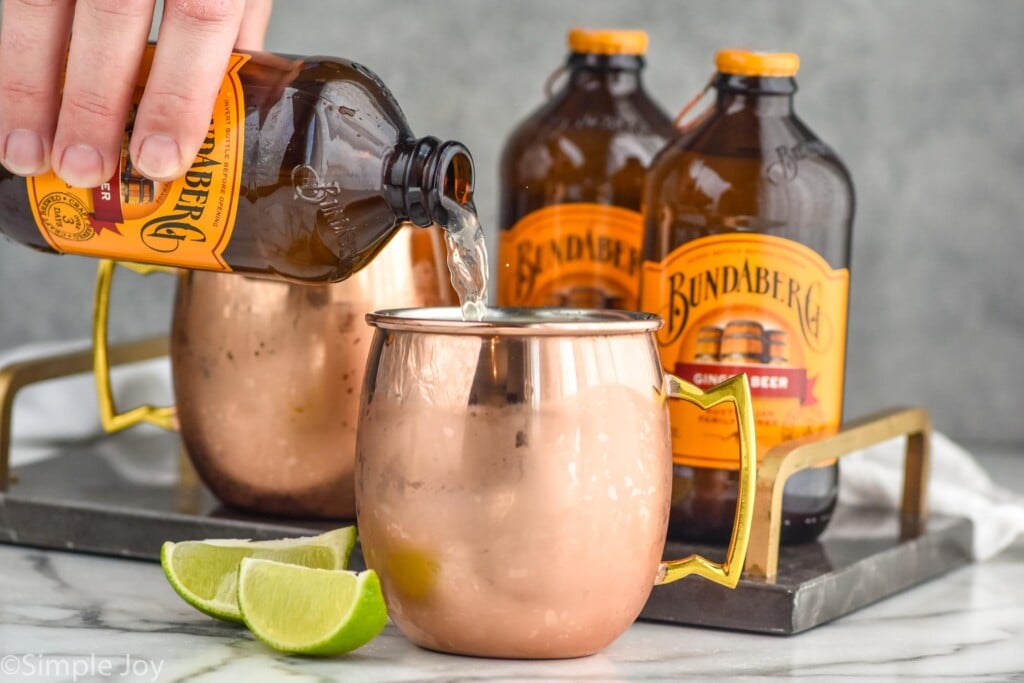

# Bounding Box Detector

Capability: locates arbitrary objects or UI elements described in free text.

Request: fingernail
[57,144,105,188]
[2,129,45,175]
[135,135,181,181]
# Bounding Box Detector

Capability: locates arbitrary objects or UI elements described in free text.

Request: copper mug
[355,307,756,659]
[93,226,454,518]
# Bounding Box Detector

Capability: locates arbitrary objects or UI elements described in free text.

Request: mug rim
[366,307,663,336]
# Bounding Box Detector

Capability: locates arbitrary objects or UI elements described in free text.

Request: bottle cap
[715,49,799,77]
[568,29,649,55]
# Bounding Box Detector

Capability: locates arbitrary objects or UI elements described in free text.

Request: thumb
[236,0,273,51]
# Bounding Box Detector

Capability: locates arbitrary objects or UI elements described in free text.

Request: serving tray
[640,407,973,634]
[0,341,972,635]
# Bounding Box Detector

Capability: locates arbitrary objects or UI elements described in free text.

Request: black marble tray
[0,429,973,635]
[644,507,972,634]
[0,431,337,558]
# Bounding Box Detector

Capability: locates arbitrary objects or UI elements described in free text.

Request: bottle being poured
[0,46,483,290]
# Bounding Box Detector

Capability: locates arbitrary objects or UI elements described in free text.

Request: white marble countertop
[2,447,1024,682]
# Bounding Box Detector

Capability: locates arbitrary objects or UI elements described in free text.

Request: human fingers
[129,0,247,181]
[0,0,75,176]
[235,0,272,51]
[51,0,156,187]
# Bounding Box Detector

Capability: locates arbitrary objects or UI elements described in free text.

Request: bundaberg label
[640,233,849,469]
[26,47,248,270]
[498,203,643,309]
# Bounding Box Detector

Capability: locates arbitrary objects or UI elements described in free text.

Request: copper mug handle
[92,259,178,432]
[656,373,756,588]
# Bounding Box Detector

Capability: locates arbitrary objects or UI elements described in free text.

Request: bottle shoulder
[508,85,676,140]
[502,87,678,183]
[242,54,413,142]
[241,55,414,195]
[650,111,853,196]
[644,111,854,267]
[651,148,854,204]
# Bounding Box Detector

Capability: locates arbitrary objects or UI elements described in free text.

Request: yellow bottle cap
[568,29,649,56]
[715,49,800,77]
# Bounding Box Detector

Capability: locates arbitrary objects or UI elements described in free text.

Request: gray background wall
[0,0,1021,445]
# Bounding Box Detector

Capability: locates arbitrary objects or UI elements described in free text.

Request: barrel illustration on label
[641,233,848,471]
[672,309,829,454]
[32,105,174,245]
[85,106,174,233]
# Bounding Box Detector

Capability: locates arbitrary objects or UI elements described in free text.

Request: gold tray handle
[1,338,170,490]
[744,407,932,582]
[656,373,757,589]
[93,259,178,432]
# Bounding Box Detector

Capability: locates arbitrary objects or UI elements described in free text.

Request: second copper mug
[170,227,454,518]
[355,307,757,659]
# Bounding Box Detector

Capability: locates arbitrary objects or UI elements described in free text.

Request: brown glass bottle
[498,29,677,309]
[0,47,474,284]
[640,50,854,544]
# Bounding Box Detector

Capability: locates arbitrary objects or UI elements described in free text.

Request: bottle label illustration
[498,203,643,309]
[641,233,849,469]
[26,47,249,270]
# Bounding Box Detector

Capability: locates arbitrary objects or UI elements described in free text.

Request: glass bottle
[0,45,474,284]
[498,29,677,309]
[640,50,855,544]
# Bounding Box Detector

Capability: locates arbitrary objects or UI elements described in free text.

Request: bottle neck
[712,73,797,116]
[565,52,645,95]
[384,137,475,228]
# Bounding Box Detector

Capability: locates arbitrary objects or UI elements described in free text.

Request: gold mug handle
[656,373,756,588]
[93,259,178,432]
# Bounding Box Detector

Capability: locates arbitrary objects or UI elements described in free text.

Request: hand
[0,0,273,187]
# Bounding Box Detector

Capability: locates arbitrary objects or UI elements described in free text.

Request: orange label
[498,203,643,309]
[640,233,849,469]
[27,47,248,270]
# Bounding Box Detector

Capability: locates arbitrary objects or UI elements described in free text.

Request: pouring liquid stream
[441,196,489,321]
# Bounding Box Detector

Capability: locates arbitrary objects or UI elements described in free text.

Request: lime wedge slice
[161,526,356,623]
[238,558,387,656]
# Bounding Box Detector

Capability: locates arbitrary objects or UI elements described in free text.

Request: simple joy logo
[1,653,165,682]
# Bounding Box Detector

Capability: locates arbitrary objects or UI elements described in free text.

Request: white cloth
[1,340,172,466]
[839,432,1024,561]
[2,340,1022,559]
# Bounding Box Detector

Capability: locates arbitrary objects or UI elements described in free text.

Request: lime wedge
[161,526,356,623]
[238,558,387,656]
